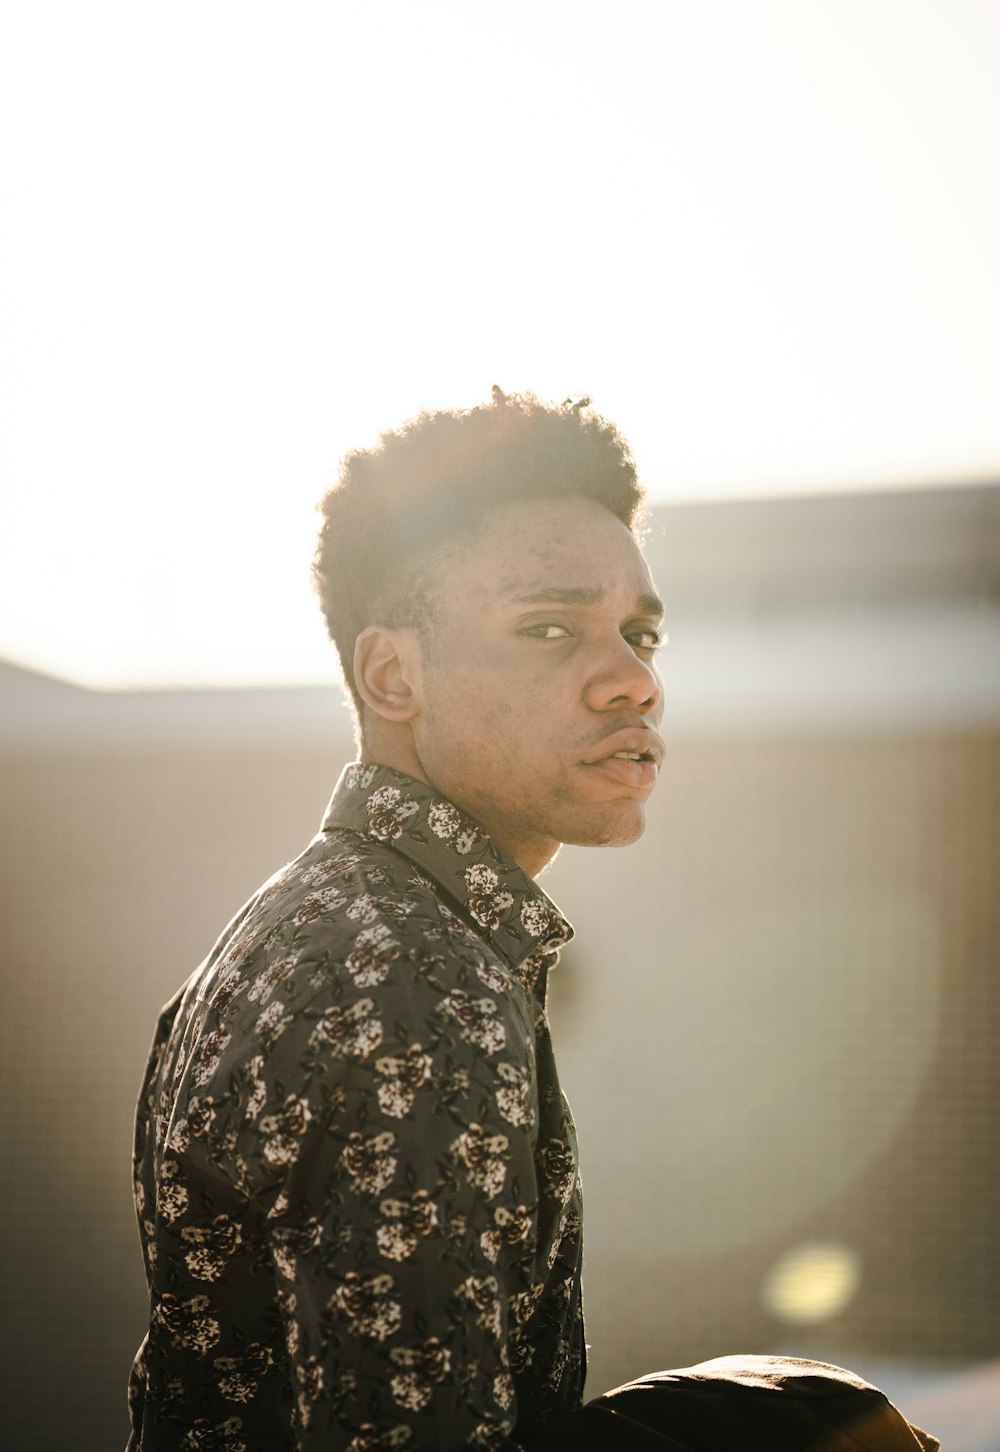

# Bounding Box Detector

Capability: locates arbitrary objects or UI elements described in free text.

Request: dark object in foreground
[529,1355,940,1451]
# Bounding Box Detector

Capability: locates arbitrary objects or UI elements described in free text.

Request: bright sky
[2,1,999,689]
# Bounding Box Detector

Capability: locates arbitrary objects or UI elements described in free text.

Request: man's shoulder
[156,824,532,1123]
[194,825,493,1019]
[247,824,421,937]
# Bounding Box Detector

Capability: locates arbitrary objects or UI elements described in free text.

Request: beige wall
[3,725,998,1448]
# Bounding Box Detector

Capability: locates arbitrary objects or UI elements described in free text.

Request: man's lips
[578,727,665,790]
[579,726,665,769]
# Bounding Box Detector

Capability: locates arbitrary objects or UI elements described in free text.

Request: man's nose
[583,635,662,713]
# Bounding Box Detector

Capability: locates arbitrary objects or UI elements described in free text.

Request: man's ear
[353,626,422,723]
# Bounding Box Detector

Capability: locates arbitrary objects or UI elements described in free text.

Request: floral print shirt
[128,763,584,1451]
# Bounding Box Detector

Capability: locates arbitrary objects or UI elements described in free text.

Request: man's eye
[522,623,571,640]
[627,628,665,651]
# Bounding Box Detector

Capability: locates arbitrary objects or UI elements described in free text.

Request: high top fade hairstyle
[313,386,645,726]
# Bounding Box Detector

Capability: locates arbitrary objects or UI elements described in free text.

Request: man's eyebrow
[509,586,605,607]
[509,585,664,616]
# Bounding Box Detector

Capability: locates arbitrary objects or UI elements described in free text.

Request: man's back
[128,764,584,1450]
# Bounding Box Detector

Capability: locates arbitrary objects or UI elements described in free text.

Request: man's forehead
[449,493,661,608]
[501,536,659,604]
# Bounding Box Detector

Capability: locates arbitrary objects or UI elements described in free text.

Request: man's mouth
[581,727,665,770]
[582,753,659,790]
[579,729,665,789]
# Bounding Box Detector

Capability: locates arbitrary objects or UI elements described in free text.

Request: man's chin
[563,802,648,849]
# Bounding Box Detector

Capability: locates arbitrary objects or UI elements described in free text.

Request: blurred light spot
[763,1242,861,1325]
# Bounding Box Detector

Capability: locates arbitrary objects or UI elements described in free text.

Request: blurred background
[2,3,999,1449]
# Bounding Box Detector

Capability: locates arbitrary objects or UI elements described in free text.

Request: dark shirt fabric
[128,763,584,1452]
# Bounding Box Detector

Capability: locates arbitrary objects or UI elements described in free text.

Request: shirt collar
[320,762,574,993]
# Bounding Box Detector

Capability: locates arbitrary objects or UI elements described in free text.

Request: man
[128,387,663,1449]
[128,389,936,1451]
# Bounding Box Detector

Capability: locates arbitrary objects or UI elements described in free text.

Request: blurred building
[2,484,998,1450]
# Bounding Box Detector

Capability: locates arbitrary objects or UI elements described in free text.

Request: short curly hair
[313,386,644,717]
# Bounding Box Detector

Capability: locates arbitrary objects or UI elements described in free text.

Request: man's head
[314,388,665,873]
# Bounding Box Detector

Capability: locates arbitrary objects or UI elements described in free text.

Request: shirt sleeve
[132,985,188,1280]
[249,944,542,1450]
